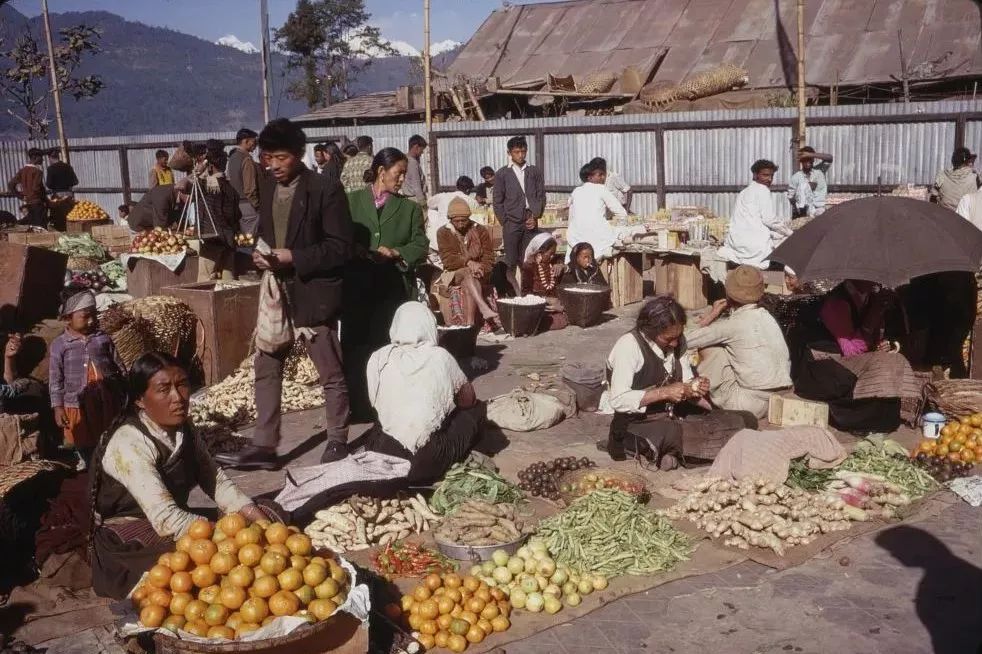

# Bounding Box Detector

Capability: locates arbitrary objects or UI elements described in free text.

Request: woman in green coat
[343,147,429,418]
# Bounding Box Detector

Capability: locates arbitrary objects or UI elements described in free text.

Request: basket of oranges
[910,413,982,479]
[124,513,367,650]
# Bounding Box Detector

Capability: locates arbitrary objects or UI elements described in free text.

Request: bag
[255,271,294,354]
[486,390,566,432]
[168,146,193,173]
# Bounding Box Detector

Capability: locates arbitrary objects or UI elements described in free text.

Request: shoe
[214,445,279,471]
[320,441,349,464]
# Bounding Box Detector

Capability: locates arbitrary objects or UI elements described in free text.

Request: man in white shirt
[719,159,791,269]
[566,159,627,262]
[956,184,982,231]
[787,147,833,217]
[687,266,792,418]
[426,176,479,267]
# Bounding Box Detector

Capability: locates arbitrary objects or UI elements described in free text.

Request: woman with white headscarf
[361,302,485,482]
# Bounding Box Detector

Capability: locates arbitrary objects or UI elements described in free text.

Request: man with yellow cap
[686,265,791,418]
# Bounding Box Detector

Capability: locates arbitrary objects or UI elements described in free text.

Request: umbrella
[770,196,982,287]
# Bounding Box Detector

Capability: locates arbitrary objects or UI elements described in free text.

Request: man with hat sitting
[434,198,497,326]
[686,265,792,418]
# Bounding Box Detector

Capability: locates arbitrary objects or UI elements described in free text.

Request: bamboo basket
[558,284,610,328]
[577,71,618,94]
[67,255,101,271]
[926,379,982,417]
[496,300,546,337]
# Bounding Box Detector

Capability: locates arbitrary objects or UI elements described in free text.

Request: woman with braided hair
[89,352,267,599]
[599,296,758,468]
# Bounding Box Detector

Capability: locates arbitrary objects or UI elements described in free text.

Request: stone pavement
[29,304,982,653]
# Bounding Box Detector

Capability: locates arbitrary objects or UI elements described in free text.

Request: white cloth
[599,332,694,414]
[787,168,828,216]
[367,302,468,453]
[511,162,530,209]
[605,171,631,206]
[426,191,479,248]
[565,182,627,263]
[719,181,791,269]
[686,304,792,391]
[100,412,251,538]
[523,231,555,263]
[274,451,411,511]
[956,186,982,231]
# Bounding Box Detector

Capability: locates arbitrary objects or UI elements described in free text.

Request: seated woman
[520,233,568,330]
[361,302,485,484]
[794,279,921,433]
[89,352,268,599]
[600,296,757,470]
[434,198,498,326]
[561,242,608,287]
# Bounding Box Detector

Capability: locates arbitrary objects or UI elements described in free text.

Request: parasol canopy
[770,196,982,288]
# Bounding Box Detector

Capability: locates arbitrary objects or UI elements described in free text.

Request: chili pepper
[371,542,457,578]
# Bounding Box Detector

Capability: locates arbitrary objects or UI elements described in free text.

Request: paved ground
[26,305,982,653]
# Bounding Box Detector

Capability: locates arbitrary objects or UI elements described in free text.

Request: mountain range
[0,5,460,139]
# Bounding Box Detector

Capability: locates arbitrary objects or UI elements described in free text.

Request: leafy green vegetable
[786,458,835,492]
[430,460,524,515]
[53,234,108,261]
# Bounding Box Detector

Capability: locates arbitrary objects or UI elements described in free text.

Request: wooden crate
[125,255,200,299]
[161,280,260,384]
[90,224,131,249]
[4,231,61,249]
[768,394,830,428]
[653,253,709,310]
[0,242,68,330]
[66,219,111,234]
[605,251,645,308]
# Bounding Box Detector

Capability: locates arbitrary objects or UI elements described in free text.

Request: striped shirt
[48,330,121,408]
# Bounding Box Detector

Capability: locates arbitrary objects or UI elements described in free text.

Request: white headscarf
[524,232,556,263]
[367,302,467,453]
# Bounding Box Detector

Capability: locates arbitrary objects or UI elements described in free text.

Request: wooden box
[605,251,645,308]
[768,394,829,428]
[66,219,111,234]
[90,223,131,249]
[125,255,199,299]
[653,253,709,310]
[0,242,68,330]
[4,231,60,249]
[161,280,260,384]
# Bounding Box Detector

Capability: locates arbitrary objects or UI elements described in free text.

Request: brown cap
[447,198,472,218]
[725,265,765,304]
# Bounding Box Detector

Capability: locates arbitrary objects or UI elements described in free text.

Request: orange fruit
[424,573,443,591]
[420,619,438,636]
[462,576,480,593]
[169,551,191,572]
[260,552,288,576]
[277,567,303,592]
[198,584,221,605]
[490,615,510,632]
[418,599,439,620]
[477,618,494,636]
[147,564,172,589]
[437,596,455,615]
[184,599,208,622]
[447,634,468,653]
[169,591,193,616]
[216,539,239,557]
[466,624,486,644]
[437,614,454,630]
[412,585,432,602]
[435,631,450,648]
[187,519,213,541]
[162,615,186,632]
[207,625,235,640]
[269,590,300,617]
[228,564,256,589]
[309,598,338,621]
[139,604,166,628]
[285,533,313,556]
[253,575,280,599]
[170,571,193,594]
[148,588,172,608]
[220,585,247,610]
[217,513,247,538]
[189,539,217,566]
[235,526,262,548]
[210,552,236,576]
[418,633,436,650]
[265,523,290,545]
[949,452,962,462]
[191,565,216,589]
[204,603,229,627]
[185,620,209,637]
[240,597,269,624]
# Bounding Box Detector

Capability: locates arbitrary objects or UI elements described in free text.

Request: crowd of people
[5,116,982,601]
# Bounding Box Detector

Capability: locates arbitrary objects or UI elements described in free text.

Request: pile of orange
[132,514,349,641]
[67,199,108,222]
[913,413,982,466]
[397,573,512,652]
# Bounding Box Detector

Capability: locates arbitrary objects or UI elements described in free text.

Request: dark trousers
[22,203,47,227]
[253,323,349,448]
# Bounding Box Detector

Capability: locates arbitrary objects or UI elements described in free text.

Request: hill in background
[0,6,458,139]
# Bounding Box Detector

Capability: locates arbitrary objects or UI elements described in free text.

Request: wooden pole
[40,0,68,162]
[795,0,807,149]
[259,0,272,123]
[898,30,910,104]
[423,0,432,131]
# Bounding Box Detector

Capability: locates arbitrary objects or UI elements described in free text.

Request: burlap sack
[254,271,294,354]
[487,390,566,432]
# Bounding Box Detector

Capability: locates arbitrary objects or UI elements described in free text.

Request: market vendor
[434,198,498,326]
[718,159,792,269]
[195,141,241,280]
[521,233,568,330]
[565,159,626,262]
[127,184,178,232]
[89,352,268,600]
[600,296,757,469]
[360,302,484,483]
[794,279,921,433]
[686,266,791,418]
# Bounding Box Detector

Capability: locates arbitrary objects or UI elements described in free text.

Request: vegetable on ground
[429,461,525,516]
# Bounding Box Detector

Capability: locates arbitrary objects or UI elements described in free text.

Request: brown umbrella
[770,196,982,287]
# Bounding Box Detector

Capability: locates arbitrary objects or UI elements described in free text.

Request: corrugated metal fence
[2,99,981,219]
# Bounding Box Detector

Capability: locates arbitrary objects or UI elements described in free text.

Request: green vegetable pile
[53,234,108,261]
[429,460,525,515]
[537,489,692,576]
[100,260,126,290]
[840,438,938,498]
[786,458,836,492]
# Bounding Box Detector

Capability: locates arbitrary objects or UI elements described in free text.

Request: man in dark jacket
[493,136,545,295]
[7,148,47,227]
[215,118,353,470]
[45,148,79,230]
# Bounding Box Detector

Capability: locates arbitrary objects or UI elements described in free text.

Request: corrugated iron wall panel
[664,127,792,186]
[543,131,658,187]
[964,120,982,153]
[435,134,537,185]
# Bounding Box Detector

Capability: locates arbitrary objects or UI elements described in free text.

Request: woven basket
[577,71,618,94]
[558,284,610,328]
[497,300,546,337]
[677,63,748,100]
[438,325,479,359]
[152,611,361,653]
[67,255,101,271]
[556,468,649,506]
[0,461,65,499]
[926,379,982,417]
[112,317,156,369]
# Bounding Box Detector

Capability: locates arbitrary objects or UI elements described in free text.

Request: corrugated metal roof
[448,0,982,89]
[292,92,424,123]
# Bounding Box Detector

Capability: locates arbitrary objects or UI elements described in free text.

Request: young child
[561,242,608,286]
[49,290,123,468]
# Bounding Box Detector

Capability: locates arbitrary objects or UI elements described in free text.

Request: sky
[13,0,556,51]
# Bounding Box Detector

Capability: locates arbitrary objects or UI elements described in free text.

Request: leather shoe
[320,441,349,464]
[214,445,279,471]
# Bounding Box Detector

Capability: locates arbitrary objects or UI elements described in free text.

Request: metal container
[435,534,528,563]
[921,412,946,440]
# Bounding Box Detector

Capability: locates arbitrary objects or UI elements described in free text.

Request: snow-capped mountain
[216,34,259,54]
[430,39,462,55]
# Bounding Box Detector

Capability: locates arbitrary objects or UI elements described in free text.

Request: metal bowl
[434,534,528,563]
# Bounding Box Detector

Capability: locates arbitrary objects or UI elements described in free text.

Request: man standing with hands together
[493,136,545,296]
[216,118,353,470]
